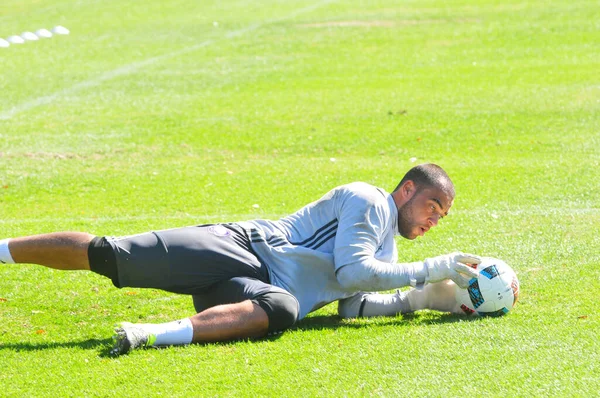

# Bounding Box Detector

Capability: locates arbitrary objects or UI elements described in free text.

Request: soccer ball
[455,257,519,316]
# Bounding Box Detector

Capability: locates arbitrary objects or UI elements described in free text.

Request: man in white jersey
[0,163,480,355]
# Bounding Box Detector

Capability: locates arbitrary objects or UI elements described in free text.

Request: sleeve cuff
[409,261,428,287]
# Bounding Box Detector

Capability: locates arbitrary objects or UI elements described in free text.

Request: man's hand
[424,252,481,288]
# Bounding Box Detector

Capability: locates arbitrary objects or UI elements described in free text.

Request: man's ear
[392,180,417,208]
[401,180,416,199]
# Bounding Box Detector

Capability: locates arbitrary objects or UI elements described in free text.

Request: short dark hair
[393,163,454,195]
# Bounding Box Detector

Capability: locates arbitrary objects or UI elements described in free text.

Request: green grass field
[1,0,599,396]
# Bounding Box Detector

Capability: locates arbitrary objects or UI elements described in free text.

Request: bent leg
[112,300,269,355]
[8,232,95,270]
[189,299,269,342]
[112,277,299,355]
[191,279,300,342]
[191,276,299,333]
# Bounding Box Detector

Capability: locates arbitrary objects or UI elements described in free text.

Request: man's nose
[428,214,440,227]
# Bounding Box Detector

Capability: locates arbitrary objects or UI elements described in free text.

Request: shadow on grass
[0,338,113,354]
[0,313,483,357]
[396,311,484,325]
[293,312,482,332]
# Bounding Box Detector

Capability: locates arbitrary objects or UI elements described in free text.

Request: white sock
[360,291,412,317]
[406,281,463,313]
[138,318,194,346]
[338,291,411,318]
[0,239,15,264]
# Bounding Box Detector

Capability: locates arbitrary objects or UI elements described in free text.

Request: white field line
[1,208,598,225]
[0,0,336,121]
[0,40,211,120]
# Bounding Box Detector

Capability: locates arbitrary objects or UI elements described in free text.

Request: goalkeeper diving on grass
[0,163,481,355]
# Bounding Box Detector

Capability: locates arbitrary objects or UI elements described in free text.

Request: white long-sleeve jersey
[237,182,426,319]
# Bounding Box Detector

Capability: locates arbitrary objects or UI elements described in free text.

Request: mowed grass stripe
[0,0,336,121]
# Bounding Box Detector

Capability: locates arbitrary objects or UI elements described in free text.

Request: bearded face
[396,186,454,240]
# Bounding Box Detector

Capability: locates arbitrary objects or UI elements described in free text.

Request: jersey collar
[387,192,399,236]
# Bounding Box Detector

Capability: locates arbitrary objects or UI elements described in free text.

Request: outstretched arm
[332,191,479,291]
[335,242,480,292]
[333,193,429,291]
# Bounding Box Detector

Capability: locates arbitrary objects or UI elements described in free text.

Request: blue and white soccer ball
[455,257,520,316]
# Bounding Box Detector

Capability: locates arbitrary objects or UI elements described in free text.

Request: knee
[253,290,299,333]
[192,295,213,313]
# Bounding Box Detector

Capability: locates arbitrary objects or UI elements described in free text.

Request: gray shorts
[89,223,299,329]
[104,223,270,295]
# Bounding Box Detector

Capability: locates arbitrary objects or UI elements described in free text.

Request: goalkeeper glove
[424,252,481,288]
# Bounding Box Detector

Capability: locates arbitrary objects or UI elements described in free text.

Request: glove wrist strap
[409,261,428,287]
